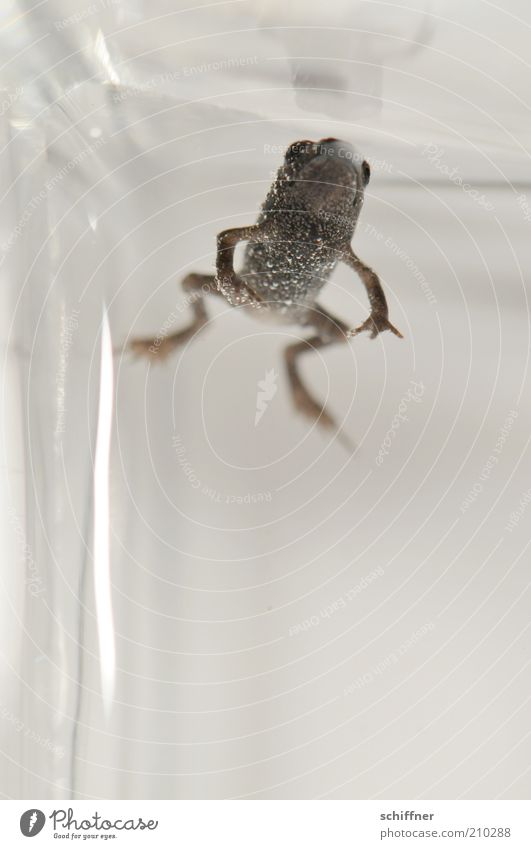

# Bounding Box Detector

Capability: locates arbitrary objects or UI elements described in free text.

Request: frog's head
[281,137,370,217]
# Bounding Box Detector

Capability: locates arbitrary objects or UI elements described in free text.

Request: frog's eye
[362,160,371,186]
[285,140,312,164]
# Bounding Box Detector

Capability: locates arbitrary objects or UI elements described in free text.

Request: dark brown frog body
[130,138,402,448]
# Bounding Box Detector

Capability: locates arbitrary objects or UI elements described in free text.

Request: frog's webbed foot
[348,313,403,340]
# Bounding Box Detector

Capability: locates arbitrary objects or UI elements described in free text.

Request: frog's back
[241,208,338,312]
[240,147,358,315]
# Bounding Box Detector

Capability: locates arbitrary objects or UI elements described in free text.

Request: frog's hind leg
[128,273,219,361]
[284,306,355,451]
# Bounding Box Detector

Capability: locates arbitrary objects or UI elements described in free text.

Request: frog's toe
[348,314,403,340]
[291,384,355,453]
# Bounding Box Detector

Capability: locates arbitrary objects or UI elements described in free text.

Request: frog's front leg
[341,247,403,339]
[216,224,269,309]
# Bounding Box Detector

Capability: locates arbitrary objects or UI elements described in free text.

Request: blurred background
[0,0,530,799]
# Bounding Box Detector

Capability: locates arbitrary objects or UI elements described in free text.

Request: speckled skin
[242,139,363,322]
[130,138,402,447]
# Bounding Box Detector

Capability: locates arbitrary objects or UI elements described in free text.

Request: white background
[0,0,530,799]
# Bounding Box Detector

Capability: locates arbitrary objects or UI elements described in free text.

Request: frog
[129,137,403,446]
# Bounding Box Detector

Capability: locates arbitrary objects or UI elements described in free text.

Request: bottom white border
[2,800,531,847]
